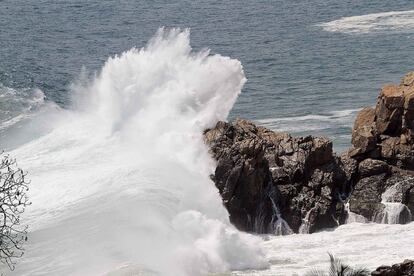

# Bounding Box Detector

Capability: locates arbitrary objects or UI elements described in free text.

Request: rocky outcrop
[204,120,349,233]
[348,72,414,223]
[205,72,414,234]
[204,120,274,233]
[351,73,414,168]
[351,107,377,156]
[372,259,414,276]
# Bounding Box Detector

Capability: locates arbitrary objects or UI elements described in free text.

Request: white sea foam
[5,29,267,276]
[318,10,414,34]
[230,222,414,276]
[0,85,49,131]
[256,108,359,133]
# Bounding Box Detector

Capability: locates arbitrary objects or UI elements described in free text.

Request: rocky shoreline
[204,72,414,274]
[372,259,414,276]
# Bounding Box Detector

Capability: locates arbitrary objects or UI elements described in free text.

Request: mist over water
[4,29,267,276]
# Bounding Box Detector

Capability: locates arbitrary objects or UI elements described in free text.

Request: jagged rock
[344,72,414,223]
[407,187,414,218]
[401,72,414,132]
[349,174,387,221]
[351,72,414,167]
[385,174,414,219]
[372,259,414,276]
[349,172,414,223]
[375,84,404,135]
[264,134,334,185]
[204,119,348,234]
[358,158,388,178]
[205,72,414,234]
[204,120,274,232]
[380,136,414,169]
[351,107,377,156]
[339,152,358,182]
[262,132,347,232]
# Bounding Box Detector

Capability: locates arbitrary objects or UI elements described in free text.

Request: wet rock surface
[349,72,414,224]
[204,120,274,232]
[372,259,414,276]
[204,72,414,234]
[204,119,348,233]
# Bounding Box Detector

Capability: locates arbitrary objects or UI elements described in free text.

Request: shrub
[0,153,30,270]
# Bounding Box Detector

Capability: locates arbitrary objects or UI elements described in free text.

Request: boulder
[204,120,274,232]
[372,259,414,276]
[350,72,414,167]
[345,72,414,223]
[351,107,377,156]
[407,187,414,217]
[375,84,404,135]
[380,136,414,169]
[401,72,414,131]
[349,172,414,223]
[349,174,387,221]
[358,158,388,178]
[384,174,414,219]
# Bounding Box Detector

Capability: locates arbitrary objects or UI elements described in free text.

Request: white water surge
[2,28,414,276]
[318,10,414,34]
[230,222,414,276]
[376,182,412,224]
[2,29,267,276]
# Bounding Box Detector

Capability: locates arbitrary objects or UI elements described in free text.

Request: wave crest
[7,29,267,275]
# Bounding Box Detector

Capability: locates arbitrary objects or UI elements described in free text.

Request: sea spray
[6,29,268,276]
[375,181,412,224]
[268,188,293,235]
[298,207,316,234]
[345,202,368,224]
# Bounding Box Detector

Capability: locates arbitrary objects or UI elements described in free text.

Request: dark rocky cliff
[372,259,414,276]
[204,72,414,234]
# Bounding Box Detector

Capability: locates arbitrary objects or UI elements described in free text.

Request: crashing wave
[5,29,268,276]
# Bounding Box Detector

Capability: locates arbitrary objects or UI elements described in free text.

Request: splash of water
[376,183,412,224]
[268,188,293,236]
[345,202,368,224]
[378,203,411,224]
[5,28,268,276]
[298,207,316,234]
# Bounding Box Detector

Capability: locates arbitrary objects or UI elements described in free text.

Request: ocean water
[1,1,414,275]
[2,0,414,151]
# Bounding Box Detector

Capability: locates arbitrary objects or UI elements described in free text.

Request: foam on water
[318,10,414,34]
[230,222,414,276]
[0,85,61,150]
[0,85,47,131]
[4,29,267,276]
[256,108,359,133]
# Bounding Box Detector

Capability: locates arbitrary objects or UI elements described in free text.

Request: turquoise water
[1,1,414,150]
